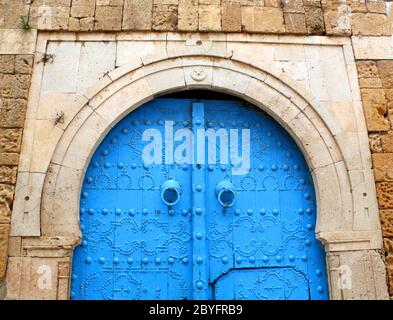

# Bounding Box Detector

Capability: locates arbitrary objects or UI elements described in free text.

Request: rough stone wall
[0,0,392,299]
[360,58,393,298]
[0,0,390,35]
[0,54,33,298]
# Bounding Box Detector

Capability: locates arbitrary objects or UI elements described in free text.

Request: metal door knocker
[161,179,181,206]
[216,180,236,208]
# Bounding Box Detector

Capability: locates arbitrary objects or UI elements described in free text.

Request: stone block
[366,1,387,14]
[377,182,393,209]
[0,56,14,74]
[178,0,198,31]
[0,74,31,100]
[30,2,70,30]
[369,133,382,153]
[357,61,379,79]
[70,0,95,18]
[123,0,153,30]
[222,3,241,32]
[14,55,33,75]
[80,17,95,31]
[76,41,116,95]
[377,61,393,89]
[0,166,17,185]
[352,13,391,36]
[0,224,10,278]
[0,30,37,55]
[0,183,13,224]
[0,99,27,128]
[382,133,393,153]
[363,100,390,132]
[94,5,123,31]
[199,5,221,31]
[10,172,45,237]
[372,153,393,182]
[324,5,351,35]
[352,36,393,60]
[0,129,22,154]
[361,88,386,104]
[41,41,81,94]
[380,209,393,238]
[304,5,325,34]
[0,1,30,28]
[0,154,19,166]
[241,6,285,33]
[152,4,178,31]
[68,17,80,31]
[284,13,307,33]
[282,0,304,13]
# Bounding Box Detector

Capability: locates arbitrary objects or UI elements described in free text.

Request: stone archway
[8,52,388,300]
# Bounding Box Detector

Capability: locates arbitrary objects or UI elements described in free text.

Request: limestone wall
[0,0,391,35]
[0,0,393,299]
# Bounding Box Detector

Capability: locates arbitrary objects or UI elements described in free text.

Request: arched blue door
[71,98,329,300]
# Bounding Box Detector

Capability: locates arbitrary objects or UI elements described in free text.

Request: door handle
[216,180,236,208]
[161,179,181,206]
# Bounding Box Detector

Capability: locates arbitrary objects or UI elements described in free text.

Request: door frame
[7,42,388,299]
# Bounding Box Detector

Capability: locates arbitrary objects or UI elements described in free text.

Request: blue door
[71,98,329,300]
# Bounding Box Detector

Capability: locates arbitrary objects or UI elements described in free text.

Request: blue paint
[71,98,329,300]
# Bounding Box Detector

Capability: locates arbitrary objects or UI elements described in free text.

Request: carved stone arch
[36,54,385,299]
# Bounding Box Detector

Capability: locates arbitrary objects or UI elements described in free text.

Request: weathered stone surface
[0,30,37,55]
[377,182,393,209]
[0,224,10,278]
[14,55,33,75]
[241,6,285,33]
[380,209,393,237]
[94,5,123,31]
[366,1,387,14]
[0,166,17,185]
[0,56,14,74]
[384,237,393,296]
[352,13,391,36]
[0,0,30,29]
[282,0,304,13]
[199,4,221,31]
[382,133,393,153]
[0,99,27,128]
[377,61,393,89]
[178,0,198,31]
[361,88,390,132]
[363,101,390,132]
[0,129,22,154]
[80,17,95,31]
[304,5,325,34]
[324,5,351,35]
[0,183,13,224]
[222,3,241,32]
[0,74,31,100]
[372,153,393,182]
[71,0,95,18]
[357,61,380,79]
[284,12,307,33]
[369,133,383,153]
[123,0,152,30]
[29,1,71,30]
[357,60,382,88]
[152,4,178,31]
[362,89,387,105]
[0,154,19,166]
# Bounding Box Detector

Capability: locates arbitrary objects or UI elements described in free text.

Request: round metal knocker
[161,179,181,206]
[216,180,236,208]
